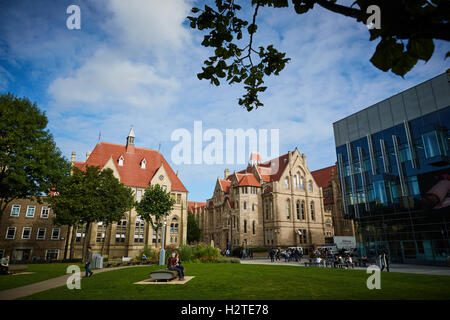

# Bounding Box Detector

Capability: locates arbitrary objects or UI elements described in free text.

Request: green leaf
[407,38,434,62]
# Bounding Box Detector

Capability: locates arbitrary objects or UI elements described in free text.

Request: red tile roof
[235,174,260,187]
[311,165,336,188]
[72,142,187,192]
[188,201,206,213]
[219,179,231,193]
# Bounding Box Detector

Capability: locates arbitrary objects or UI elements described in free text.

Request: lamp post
[159,216,167,266]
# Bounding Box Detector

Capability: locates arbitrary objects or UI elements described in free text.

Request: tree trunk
[82,222,92,262]
[63,225,72,260]
[70,224,77,260]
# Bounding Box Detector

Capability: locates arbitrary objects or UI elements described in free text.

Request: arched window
[140,158,146,169]
[300,177,304,190]
[171,217,178,233]
[243,201,247,210]
[118,155,124,166]
[301,201,305,220]
[285,177,289,189]
[310,201,315,221]
[286,199,291,219]
[296,200,300,219]
[252,203,255,211]
[308,180,313,192]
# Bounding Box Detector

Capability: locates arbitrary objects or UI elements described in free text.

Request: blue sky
[1,0,449,202]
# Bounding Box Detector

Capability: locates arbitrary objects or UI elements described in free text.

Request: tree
[188,0,450,111]
[135,184,176,247]
[0,93,71,222]
[49,166,134,260]
[187,211,202,244]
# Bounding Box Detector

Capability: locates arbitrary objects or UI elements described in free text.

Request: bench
[8,265,27,274]
[149,269,178,282]
[304,262,325,267]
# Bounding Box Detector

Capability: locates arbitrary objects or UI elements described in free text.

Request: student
[379,251,390,272]
[275,248,281,261]
[0,255,10,275]
[84,247,94,278]
[141,253,147,263]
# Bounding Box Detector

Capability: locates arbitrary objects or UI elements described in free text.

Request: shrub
[216,257,241,264]
[136,245,156,262]
[179,245,193,262]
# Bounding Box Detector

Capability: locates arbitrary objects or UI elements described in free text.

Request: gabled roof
[219,179,231,193]
[73,142,187,192]
[188,201,206,213]
[311,165,336,188]
[235,173,260,187]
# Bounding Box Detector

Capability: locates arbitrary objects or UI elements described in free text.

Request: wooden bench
[8,265,27,274]
[149,269,178,282]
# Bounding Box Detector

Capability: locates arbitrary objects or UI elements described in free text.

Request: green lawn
[0,263,85,291]
[18,263,450,300]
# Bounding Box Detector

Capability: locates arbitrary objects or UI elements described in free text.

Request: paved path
[0,265,149,300]
[240,258,450,276]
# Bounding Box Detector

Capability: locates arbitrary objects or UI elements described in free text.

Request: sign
[334,236,356,249]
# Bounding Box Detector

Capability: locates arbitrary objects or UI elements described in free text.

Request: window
[26,206,35,218]
[6,227,16,239]
[302,229,307,243]
[136,190,142,202]
[310,202,315,221]
[22,227,31,239]
[76,225,86,242]
[244,220,247,233]
[301,201,305,219]
[0,249,4,259]
[177,194,181,204]
[285,177,289,189]
[308,181,313,192]
[296,200,300,219]
[51,228,60,240]
[286,199,291,219]
[10,205,20,217]
[170,217,179,233]
[118,155,124,166]
[140,158,146,169]
[37,228,46,240]
[162,185,167,191]
[252,221,255,235]
[116,220,127,243]
[46,249,59,261]
[243,201,247,210]
[152,233,156,243]
[252,203,255,211]
[40,206,50,218]
[96,222,106,243]
[422,131,439,158]
[134,218,145,243]
[300,177,304,190]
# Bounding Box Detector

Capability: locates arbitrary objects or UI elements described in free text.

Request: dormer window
[140,158,146,169]
[118,155,124,166]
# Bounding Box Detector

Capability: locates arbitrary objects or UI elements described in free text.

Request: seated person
[167,252,184,280]
[141,254,147,263]
[1,255,10,275]
[315,257,322,264]
[361,254,368,266]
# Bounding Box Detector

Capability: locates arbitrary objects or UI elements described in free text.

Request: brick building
[0,198,68,262]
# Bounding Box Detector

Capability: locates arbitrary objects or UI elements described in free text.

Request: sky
[1,0,449,202]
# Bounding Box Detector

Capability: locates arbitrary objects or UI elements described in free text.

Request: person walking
[0,255,10,275]
[275,248,281,261]
[269,248,275,262]
[379,251,390,272]
[84,246,94,278]
[249,248,253,259]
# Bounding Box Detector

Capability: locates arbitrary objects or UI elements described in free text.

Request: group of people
[167,252,185,280]
[240,248,254,259]
[268,247,304,262]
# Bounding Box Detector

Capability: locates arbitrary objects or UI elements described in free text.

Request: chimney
[176,170,179,177]
[86,151,91,160]
[224,169,230,179]
[71,152,76,163]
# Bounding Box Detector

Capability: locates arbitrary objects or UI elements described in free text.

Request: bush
[216,257,241,264]
[231,246,242,257]
[179,245,192,262]
[136,245,156,262]
[251,247,270,253]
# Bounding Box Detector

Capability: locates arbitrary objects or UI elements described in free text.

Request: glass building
[333,72,450,265]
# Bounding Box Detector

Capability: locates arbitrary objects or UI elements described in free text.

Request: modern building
[0,198,68,262]
[333,72,450,265]
[69,127,189,259]
[202,148,334,254]
[311,165,355,237]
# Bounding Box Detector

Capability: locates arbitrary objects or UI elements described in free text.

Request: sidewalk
[0,264,149,300]
[240,258,450,276]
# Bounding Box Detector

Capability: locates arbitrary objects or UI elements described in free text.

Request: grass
[17,263,450,300]
[0,263,85,291]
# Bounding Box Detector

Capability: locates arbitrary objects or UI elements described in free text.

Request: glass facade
[335,76,450,265]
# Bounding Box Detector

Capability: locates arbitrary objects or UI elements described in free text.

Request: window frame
[6,226,16,240]
[40,206,50,218]
[10,205,21,217]
[22,227,32,240]
[26,205,36,218]
[37,228,46,240]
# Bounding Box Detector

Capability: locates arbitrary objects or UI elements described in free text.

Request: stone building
[188,201,206,242]
[69,127,189,259]
[203,148,334,254]
[0,198,68,262]
[311,165,355,237]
